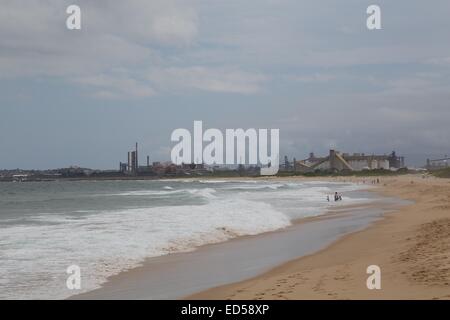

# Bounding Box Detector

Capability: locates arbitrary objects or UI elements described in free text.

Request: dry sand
[188,175,450,300]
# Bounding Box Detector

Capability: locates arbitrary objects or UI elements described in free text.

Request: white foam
[0,195,290,299]
[106,190,184,196]
[223,184,284,190]
[198,180,228,184]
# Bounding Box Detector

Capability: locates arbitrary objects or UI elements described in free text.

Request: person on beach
[334,192,343,201]
[327,195,330,202]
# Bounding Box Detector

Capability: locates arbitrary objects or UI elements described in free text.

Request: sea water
[0,179,369,299]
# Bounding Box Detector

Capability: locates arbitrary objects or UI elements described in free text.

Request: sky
[1,0,450,169]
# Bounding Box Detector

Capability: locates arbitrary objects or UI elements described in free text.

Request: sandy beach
[188,175,450,300]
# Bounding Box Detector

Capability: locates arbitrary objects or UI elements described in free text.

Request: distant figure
[377,178,380,184]
[327,195,330,202]
[339,194,342,201]
[334,192,339,201]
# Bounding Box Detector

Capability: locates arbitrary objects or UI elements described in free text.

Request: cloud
[3,0,450,98]
[426,56,450,66]
[0,1,198,92]
[289,73,336,83]
[72,67,267,98]
[74,74,155,100]
[151,13,198,45]
[0,0,272,98]
[148,67,267,94]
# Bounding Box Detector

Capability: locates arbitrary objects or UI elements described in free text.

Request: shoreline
[71,180,403,300]
[188,175,450,300]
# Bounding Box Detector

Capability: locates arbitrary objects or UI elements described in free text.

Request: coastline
[71,178,404,300]
[188,175,450,300]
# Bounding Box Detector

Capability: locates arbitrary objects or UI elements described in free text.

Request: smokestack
[127,152,131,172]
[147,155,150,167]
[135,142,138,172]
[329,149,337,170]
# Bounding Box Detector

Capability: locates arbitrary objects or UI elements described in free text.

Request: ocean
[0,179,370,299]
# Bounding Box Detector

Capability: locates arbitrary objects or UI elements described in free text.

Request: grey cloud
[75,74,155,100]
[148,67,267,94]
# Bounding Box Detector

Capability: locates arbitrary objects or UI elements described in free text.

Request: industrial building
[426,155,449,169]
[290,150,405,173]
[120,143,154,175]
[119,143,213,176]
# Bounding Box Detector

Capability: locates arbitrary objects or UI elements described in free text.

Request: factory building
[387,151,405,169]
[426,155,449,169]
[120,143,152,175]
[295,150,404,172]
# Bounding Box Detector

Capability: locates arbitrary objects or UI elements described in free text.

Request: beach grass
[431,167,450,178]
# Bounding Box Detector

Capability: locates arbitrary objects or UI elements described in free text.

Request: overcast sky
[1,0,450,169]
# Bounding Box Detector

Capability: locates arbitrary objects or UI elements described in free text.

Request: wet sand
[189,175,450,300]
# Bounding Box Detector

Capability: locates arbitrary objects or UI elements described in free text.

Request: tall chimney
[329,149,337,170]
[135,142,138,173]
[127,152,131,172]
[147,155,150,167]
